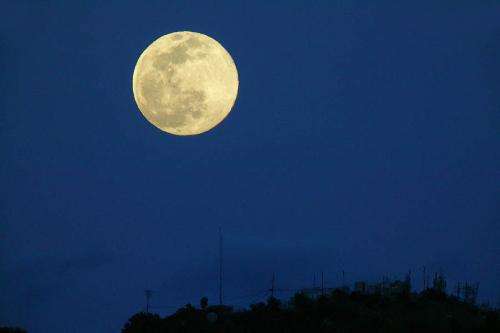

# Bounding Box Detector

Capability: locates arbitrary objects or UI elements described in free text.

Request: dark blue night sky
[1,1,499,332]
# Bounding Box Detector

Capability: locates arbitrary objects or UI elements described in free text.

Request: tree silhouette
[200,296,208,309]
[121,312,162,333]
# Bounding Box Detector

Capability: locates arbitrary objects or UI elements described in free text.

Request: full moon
[132,31,239,135]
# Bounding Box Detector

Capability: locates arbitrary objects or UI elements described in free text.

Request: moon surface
[132,31,239,135]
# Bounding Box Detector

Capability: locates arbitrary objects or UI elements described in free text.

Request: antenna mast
[270,272,275,298]
[219,227,223,305]
[144,290,152,313]
[321,272,325,296]
[423,266,426,290]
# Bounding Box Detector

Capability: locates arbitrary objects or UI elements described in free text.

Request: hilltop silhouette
[122,280,500,333]
[0,328,27,333]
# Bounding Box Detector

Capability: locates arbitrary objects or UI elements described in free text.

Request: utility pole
[144,290,153,313]
[219,227,223,306]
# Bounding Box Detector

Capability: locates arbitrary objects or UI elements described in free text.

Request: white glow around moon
[132,31,239,135]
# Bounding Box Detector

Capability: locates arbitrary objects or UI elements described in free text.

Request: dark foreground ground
[121,289,500,333]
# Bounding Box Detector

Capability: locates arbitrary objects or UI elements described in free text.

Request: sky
[1,1,499,332]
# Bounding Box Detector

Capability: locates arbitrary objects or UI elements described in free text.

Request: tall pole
[423,266,426,290]
[271,272,275,298]
[219,227,223,306]
[321,272,324,296]
[144,290,152,313]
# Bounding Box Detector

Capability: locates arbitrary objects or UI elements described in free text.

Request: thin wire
[225,290,268,302]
